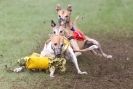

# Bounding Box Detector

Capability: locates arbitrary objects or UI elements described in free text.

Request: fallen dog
[6,53,66,77]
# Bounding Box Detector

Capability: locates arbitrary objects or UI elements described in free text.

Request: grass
[0,0,133,89]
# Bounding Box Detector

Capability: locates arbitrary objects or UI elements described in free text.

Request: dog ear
[56,4,61,12]
[51,20,56,27]
[67,4,72,12]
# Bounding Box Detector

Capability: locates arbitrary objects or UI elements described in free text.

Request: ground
[0,0,133,89]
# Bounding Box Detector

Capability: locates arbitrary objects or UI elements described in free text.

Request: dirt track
[21,32,133,89]
[9,33,133,89]
[0,0,133,89]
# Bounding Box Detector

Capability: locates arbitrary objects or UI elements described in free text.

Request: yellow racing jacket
[19,53,66,72]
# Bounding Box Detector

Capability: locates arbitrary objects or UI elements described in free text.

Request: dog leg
[70,39,82,56]
[97,47,112,59]
[74,45,98,52]
[90,49,98,55]
[49,66,55,77]
[67,46,87,74]
[85,36,112,59]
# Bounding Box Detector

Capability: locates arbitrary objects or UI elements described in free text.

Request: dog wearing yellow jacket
[15,53,66,77]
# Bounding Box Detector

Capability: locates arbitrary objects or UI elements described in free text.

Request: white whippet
[40,34,88,75]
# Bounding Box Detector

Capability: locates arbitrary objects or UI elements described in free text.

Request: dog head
[56,4,72,26]
[51,20,65,36]
[50,35,65,57]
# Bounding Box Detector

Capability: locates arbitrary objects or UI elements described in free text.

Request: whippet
[40,34,88,75]
[55,4,112,59]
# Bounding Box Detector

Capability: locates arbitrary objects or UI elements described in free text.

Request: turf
[0,0,133,89]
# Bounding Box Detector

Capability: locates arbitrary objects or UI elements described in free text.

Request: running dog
[55,4,112,59]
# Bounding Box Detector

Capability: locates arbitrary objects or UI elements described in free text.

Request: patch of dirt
[20,32,133,89]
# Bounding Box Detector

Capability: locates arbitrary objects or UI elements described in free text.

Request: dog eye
[61,44,64,47]
[54,43,57,46]
[65,16,68,18]
[60,31,63,33]
[59,15,61,17]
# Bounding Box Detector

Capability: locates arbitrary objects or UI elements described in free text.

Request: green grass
[0,0,133,89]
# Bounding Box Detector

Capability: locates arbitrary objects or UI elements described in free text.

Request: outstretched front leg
[67,46,87,74]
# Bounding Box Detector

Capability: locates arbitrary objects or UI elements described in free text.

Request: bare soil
[10,32,133,89]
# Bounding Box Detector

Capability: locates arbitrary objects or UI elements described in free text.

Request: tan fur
[51,35,64,48]
[41,34,88,74]
[56,4,85,50]
[55,4,112,59]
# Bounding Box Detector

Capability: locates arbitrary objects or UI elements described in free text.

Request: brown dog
[55,4,112,59]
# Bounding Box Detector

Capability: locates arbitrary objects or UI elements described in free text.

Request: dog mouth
[60,20,66,25]
[56,54,61,58]
[58,17,67,26]
[54,48,62,58]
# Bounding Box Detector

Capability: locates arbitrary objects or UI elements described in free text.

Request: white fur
[66,46,87,74]
[40,40,87,75]
[40,42,55,58]
[13,67,24,72]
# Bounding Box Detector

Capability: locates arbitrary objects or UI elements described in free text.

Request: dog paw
[78,71,88,75]
[50,75,55,78]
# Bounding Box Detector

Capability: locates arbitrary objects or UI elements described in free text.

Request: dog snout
[61,22,65,25]
[54,48,61,57]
